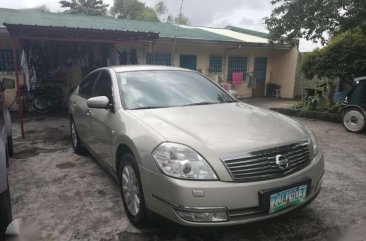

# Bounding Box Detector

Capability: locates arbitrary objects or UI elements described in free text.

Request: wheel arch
[115,142,139,174]
[341,105,366,117]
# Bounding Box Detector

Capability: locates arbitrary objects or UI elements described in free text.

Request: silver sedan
[69,66,324,227]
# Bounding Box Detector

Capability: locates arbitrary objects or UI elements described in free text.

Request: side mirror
[87,96,109,109]
[228,89,237,98]
[1,78,15,91]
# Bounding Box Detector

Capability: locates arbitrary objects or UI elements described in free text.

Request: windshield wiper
[182,102,218,107]
[130,106,167,110]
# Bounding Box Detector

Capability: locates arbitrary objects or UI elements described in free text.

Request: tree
[154,1,167,16]
[174,13,190,25]
[35,4,50,12]
[301,28,366,106]
[59,0,109,15]
[302,28,366,82]
[265,0,366,44]
[111,0,159,21]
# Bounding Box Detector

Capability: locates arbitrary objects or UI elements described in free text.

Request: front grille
[223,140,311,182]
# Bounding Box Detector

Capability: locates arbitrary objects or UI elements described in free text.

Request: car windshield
[117,70,236,110]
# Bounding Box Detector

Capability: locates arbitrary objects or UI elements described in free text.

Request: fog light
[175,209,228,222]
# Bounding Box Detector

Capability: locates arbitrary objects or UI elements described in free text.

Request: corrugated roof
[195,26,269,44]
[0,8,240,43]
[224,25,269,39]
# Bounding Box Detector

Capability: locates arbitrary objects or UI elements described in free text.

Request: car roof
[108,65,194,73]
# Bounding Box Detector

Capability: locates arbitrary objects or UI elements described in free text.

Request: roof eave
[3,23,159,42]
[158,37,293,49]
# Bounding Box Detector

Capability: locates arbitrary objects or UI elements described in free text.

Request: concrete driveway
[7,115,366,241]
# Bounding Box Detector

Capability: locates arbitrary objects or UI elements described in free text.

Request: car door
[0,90,7,194]
[72,71,100,145]
[88,70,115,166]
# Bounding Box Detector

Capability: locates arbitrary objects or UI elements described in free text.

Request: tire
[118,153,148,227]
[7,136,13,157]
[32,96,52,114]
[70,118,86,154]
[342,108,366,133]
[0,183,12,237]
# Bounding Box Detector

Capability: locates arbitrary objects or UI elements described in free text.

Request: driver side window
[78,71,100,99]
[93,70,113,104]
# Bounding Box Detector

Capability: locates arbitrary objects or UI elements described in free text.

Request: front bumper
[140,150,324,226]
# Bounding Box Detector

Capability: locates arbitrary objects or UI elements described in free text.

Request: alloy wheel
[122,165,141,216]
[71,122,77,148]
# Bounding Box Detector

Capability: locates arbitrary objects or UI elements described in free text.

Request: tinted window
[117,70,235,110]
[349,81,366,104]
[78,71,100,99]
[93,71,113,101]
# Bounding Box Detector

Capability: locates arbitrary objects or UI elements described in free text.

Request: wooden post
[11,38,25,139]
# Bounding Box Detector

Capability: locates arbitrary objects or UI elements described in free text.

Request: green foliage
[111,0,189,24]
[293,97,343,113]
[330,101,344,113]
[301,28,366,81]
[59,0,109,15]
[265,0,366,44]
[154,1,167,15]
[111,0,159,21]
[174,13,190,25]
[35,5,50,12]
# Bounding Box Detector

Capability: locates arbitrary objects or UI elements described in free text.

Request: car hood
[128,102,309,158]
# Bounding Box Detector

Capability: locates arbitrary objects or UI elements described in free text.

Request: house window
[227,56,248,82]
[0,49,16,72]
[209,56,223,73]
[146,53,171,66]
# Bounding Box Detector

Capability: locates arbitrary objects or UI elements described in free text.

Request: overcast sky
[1,0,322,52]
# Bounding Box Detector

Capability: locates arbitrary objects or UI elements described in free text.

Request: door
[253,57,267,97]
[180,55,197,70]
[89,70,115,166]
[73,71,100,144]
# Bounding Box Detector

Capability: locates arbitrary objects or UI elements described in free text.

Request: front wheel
[70,119,86,154]
[118,153,148,227]
[342,108,366,133]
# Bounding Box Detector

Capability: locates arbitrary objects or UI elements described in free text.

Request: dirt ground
[6,113,366,241]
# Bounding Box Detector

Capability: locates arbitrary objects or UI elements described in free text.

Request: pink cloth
[232,72,244,85]
[223,83,229,90]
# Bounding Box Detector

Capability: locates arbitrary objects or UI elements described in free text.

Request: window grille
[227,56,248,82]
[0,49,16,72]
[146,53,171,66]
[209,56,223,73]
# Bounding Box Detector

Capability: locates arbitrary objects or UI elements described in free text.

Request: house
[0,8,299,112]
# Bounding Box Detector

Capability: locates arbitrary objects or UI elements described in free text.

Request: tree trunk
[327,80,336,109]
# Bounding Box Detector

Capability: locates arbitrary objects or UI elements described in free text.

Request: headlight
[306,127,319,156]
[152,143,218,180]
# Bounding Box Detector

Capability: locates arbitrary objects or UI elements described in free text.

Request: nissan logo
[275,154,289,170]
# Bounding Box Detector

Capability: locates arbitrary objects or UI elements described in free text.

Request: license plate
[269,185,307,213]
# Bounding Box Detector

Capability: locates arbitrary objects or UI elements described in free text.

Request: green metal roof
[0,8,240,43]
[225,25,269,39]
